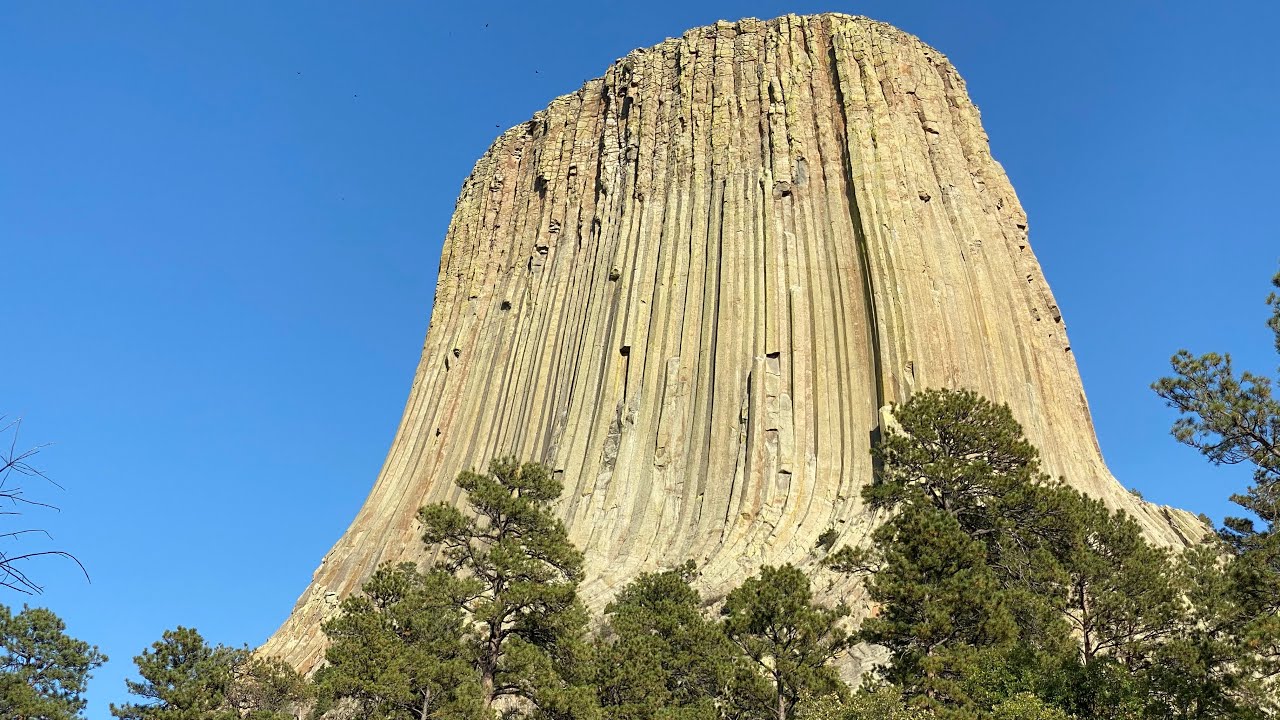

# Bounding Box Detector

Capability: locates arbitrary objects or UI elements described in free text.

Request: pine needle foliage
[0,604,105,720]
[417,458,591,717]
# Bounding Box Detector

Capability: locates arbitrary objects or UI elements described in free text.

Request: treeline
[4,272,1278,719]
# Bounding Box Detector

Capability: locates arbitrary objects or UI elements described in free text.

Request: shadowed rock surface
[263,13,1202,673]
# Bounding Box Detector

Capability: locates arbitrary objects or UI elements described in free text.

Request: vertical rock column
[263,13,1201,673]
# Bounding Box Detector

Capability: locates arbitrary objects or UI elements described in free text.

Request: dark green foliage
[1152,268,1280,550]
[1041,497,1186,720]
[862,389,1040,508]
[837,383,1280,717]
[0,604,105,719]
[837,390,1077,715]
[837,389,1211,718]
[1152,266,1280,716]
[854,504,1022,711]
[417,458,590,716]
[594,562,734,720]
[110,626,305,720]
[798,686,934,720]
[863,391,1088,650]
[110,626,239,719]
[985,693,1071,720]
[313,562,482,720]
[234,656,311,720]
[721,564,849,720]
[502,598,598,720]
[1141,542,1263,719]
[863,390,1079,600]
[1059,497,1180,666]
[1129,519,1280,719]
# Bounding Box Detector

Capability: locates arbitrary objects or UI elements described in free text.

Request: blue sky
[1,1,1276,715]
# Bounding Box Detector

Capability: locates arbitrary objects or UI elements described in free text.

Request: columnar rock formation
[264,13,1201,672]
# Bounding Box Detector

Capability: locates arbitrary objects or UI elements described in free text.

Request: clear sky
[2,1,1276,715]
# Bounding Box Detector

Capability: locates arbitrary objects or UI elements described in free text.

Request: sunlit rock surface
[263,13,1203,673]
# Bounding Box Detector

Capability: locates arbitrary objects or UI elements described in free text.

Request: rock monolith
[263,13,1202,673]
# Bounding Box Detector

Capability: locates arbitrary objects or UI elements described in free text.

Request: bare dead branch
[0,416,86,594]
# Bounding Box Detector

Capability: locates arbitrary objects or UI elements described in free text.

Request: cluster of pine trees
[2,272,1277,719]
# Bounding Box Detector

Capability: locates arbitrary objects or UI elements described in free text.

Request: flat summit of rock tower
[264,13,1201,672]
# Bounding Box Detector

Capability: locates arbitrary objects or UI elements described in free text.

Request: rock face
[264,13,1202,672]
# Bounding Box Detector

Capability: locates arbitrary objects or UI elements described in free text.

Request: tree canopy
[0,604,105,719]
[110,626,305,720]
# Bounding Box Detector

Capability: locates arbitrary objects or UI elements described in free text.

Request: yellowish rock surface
[263,13,1203,673]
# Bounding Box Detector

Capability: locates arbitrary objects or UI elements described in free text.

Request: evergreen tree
[417,458,592,717]
[1153,266,1280,715]
[111,627,240,720]
[798,686,934,720]
[831,390,1078,715]
[860,389,1078,614]
[594,562,735,720]
[835,389,1203,718]
[720,564,848,720]
[1048,496,1182,719]
[233,655,311,720]
[851,504,1021,712]
[1058,497,1179,668]
[0,604,105,719]
[1140,542,1260,720]
[1039,497,1177,717]
[1152,268,1280,551]
[111,626,304,720]
[985,693,1071,720]
[313,562,481,720]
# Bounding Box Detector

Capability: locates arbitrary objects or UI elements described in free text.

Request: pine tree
[0,604,105,720]
[833,389,1204,717]
[233,655,311,720]
[594,562,734,720]
[110,627,241,720]
[314,562,482,720]
[1140,542,1255,719]
[1050,497,1182,720]
[1059,497,1179,668]
[798,685,935,720]
[1151,268,1280,551]
[111,626,304,720]
[831,390,1078,714]
[861,388,1077,605]
[985,693,1071,720]
[417,458,591,717]
[720,564,848,720]
[1152,266,1280,715]
[853,504,1020,711]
